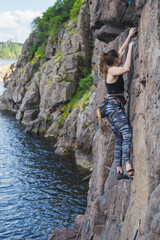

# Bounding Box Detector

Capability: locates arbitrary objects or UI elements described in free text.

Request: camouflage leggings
[105,98,132,167]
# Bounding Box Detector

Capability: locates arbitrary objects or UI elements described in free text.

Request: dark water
[0,82,89,239]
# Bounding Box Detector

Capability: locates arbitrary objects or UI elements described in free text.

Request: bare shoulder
[108,66,129,76]
[106,67,118,83]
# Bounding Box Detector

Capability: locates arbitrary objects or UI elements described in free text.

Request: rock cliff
[0,0,160,240]
[0,0,95,166]
[79,0,160,240]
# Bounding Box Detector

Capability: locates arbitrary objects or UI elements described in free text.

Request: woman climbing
[98,27,137,180]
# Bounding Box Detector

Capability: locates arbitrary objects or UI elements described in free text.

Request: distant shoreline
[0,64,11,82]
[0,59,16,67]
[0,57,17,60]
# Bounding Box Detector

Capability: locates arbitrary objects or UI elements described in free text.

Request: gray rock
[143,185,160,239]
[16,72,40,121]
[75,149,92,170]
[55,107,80,154]
[36,53,81,130]
[12,62,38,104]
[76,92,96,154]
[45,36,57,59]
[0,89,14,110]
[22,109,39,125]
[49,227,76,240]
[74,215,84,233]
[89,0,142,42]
[3,62,17,87]
[80,1,160,240]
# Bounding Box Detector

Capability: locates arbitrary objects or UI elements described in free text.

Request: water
[0,59,16,66]
[0,80,89,239]
[0,82,5,95]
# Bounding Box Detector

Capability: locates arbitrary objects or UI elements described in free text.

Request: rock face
[0,0,93,144]
[89,0,147,42]
[0,0,160,240]
[79,0,160,240]
[45,36,57,60]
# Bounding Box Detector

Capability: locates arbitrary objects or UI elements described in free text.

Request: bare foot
[126,162,132,171]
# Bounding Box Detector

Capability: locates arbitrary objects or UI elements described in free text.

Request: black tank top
[105,74,124,94]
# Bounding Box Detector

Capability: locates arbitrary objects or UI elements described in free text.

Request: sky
[0,0,57,43]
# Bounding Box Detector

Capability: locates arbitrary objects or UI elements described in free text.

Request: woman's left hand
[129,27,137,37]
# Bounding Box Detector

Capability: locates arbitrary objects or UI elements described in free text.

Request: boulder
[16,72,40,121]
[75,149,92,170]
[0,89,14,110]
[49,227,76,240]
[89,0,145,42]
[16,29,39,67]
[38,53,81,121]
[45,36,57,60]
[55,107,80,154]
[142,185,160,240]
[76,91,96,154]
[74,215,84,234]
[22,109,39,125]
[12,62,38,104]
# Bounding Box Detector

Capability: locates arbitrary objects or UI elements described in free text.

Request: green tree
[0,42,22,59]
[31,16,41,30]
[30,0,83,56]
[70,0,82,20]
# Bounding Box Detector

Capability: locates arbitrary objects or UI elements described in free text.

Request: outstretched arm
[118,27,137,58]
[109,42,134,76]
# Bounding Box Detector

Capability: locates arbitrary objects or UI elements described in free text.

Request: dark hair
[98,49,119,78]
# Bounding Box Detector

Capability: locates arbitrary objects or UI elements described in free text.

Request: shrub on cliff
[70,0,83,20]
[68,67,93,107]
[58,68,93,127]
[30,0,83,56]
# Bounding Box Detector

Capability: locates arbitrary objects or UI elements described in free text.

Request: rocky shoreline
[0,65,11,82]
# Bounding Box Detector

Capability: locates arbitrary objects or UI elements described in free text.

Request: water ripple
[0,82,89,239]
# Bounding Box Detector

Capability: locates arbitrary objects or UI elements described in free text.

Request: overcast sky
[0,0,57,43]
